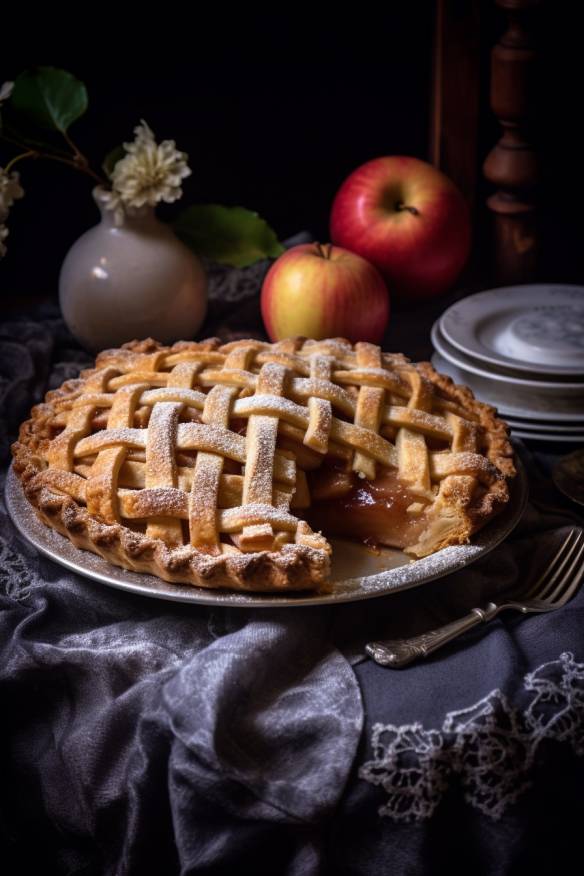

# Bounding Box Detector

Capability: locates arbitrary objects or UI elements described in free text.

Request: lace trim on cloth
[359,652,584,822]
[0,534,37,600]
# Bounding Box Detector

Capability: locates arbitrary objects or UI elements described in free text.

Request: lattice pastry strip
[189,384,238,554]
[239,361,290,552]
[304,354,334,454]
[86,383,147,523]
[352,342,386,479]
[46,367,119,471]
[447,411,479,453]
[396,370,434,500]
[144,401,183,547]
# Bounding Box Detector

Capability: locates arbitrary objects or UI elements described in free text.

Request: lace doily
[0,534,38,601]
[359,651,584,821]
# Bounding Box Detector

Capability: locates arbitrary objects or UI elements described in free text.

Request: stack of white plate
[431,284,584,443]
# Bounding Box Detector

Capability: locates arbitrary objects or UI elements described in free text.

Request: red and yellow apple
[330,156,471,300]
[260,242,389,343]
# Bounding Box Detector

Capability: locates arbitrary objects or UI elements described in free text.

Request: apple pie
[12,336,515,592]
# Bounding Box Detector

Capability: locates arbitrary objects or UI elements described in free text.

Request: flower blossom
[101,120,191,225]
[0,167,24,258]
[0,167,24,220]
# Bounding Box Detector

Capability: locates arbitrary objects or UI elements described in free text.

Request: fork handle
[365,605,496,667]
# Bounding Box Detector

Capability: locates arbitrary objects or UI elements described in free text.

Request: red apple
[330,156,471,300]
[260,242,389,343]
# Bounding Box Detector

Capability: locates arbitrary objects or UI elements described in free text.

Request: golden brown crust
[13,457,331,593]
[12,386,330,593]
[415,361,515,478]
[414,359,515,541]
[11,335,516,591]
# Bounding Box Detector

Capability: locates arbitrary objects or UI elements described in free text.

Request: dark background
[1,2,583,310]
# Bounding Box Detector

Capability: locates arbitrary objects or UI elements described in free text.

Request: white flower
[0,167,24,221]
[0,167,24,256]
[0,81,13,105]
[0,223,9,258]
[104,120,191,224]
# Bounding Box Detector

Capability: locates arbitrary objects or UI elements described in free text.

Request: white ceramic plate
[440,285,584,376]
[431,352,584,422]
[5,464,528,608]
[509,429,584,444]
[505,417,584,432]
[431,321,584,390]
[504,418,584,434]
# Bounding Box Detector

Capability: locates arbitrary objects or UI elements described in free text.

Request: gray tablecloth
[1,304,583,876]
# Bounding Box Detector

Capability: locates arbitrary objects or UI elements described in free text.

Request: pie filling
[305,465,430,551]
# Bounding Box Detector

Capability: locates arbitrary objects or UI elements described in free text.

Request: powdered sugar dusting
[145,402,180,486]
[75,428,147,456]
[387,406,452,437]
[177,424,246,461]
[141,387,206,409]
[233,394,308,426]
[122,486,188,518]
[220,502,298,530]
[243,416,277,505]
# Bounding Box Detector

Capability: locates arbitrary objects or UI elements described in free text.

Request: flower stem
[4,150,37,173]
[1,132,107,185]
[40,152,107,184]
[9,148,106,184]
[0,131,71,161]
[62,128,85,162]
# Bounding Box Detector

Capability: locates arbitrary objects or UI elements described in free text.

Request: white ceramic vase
[59,186,208,352]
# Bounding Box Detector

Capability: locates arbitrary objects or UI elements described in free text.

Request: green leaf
[102,144,126,178]
[11,67,88,133]
[173,204,285,268]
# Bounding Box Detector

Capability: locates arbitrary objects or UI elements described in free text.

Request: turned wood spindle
[483,0,541,285]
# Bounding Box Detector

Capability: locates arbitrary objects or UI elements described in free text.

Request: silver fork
[366,527,584,668]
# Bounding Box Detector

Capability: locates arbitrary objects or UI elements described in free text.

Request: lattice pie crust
[12,337,515,592]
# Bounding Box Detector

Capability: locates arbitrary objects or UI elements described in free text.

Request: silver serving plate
[5,460,528,608]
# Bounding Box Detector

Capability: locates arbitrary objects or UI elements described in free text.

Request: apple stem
[396,202,420,216]
[315,242,333,259]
